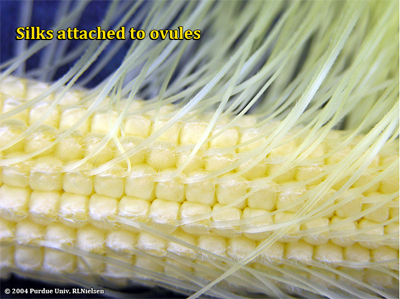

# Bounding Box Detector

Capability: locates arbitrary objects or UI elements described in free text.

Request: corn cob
[1,0,399,298]
[0,75,398,298]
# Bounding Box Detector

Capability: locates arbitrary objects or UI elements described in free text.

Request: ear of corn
[0,0,398,298]
[0,75,398,298]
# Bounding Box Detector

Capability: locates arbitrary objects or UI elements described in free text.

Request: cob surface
[0,0,399,298]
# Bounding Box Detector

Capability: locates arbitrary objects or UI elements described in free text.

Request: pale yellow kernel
[306,143,326,159]
[273,212,300,242]
[165,258,193,279]
[200,113,230,125]
[247,182,277,211]
[76,225,105,254]
[204,154,234,172]
[308,267,337,288]
[89,194,118,229]
[29,156,63,191]
[337,267,364,289]
[26,81,54,101]
[251,264,284,291]
[167,229,197,259]
[379,154,398,166]
[258,241,284,263]
[176,150,204,172]
[385,222,399,249]
[116,99,144,113]
[237,115,257,128]
[362,202,389,223]
[314,242,343,263]
[280,265,310,284]
[62,161,93,196]
[285,240,314,262]
[152,120,181,143]
[24,125,56,156]
[149,199,180,233]
[43,249,76,274]
[335,190,362,218]
[210,126,239,148]
[371,246,398,262]
[180,121,209,148]
[105,229,137,254]
[0,246,14,269]
[45,223,75,246]
[78,256,104,274]
[118,196,150,225]
[306,186,335,218]
[83,134,115,166]
[0,184,31,221]
[90,110,120,135]
[242,207,272,240]
[301,217,330,245]
[117,136,145,165]
[180,201,211,235]
[343,243,370,263]
[0,77,26,98]
[55,88,83,106]
[104,253,134,276]
[124,115,152,138]
[1,154,30,188]
[266,163,296,184]
[212,203,241,238]
[379,176,399,194]
[55,133,84,161]
[364,270,393,288]
[389,201,399,218]
[185,170,216,206]
[216,175,248,209]
[15,245,43,271]
[94,165,125,199]
[368,154,380,168]
[325,146,351,165]
[295,163,325,185]
[15,219,44,244]
[236,158,268,181]
[29,101,60,128]
[43,224,76,273]
[155,169,184,203]
[59,193,89,228]
[0,218,15,242]
[29,190,60,225]
[276,184,307,213]
[59,107,91,133]
[0,120,26,154]
[2,97,29,123]
[198,235,226,257]
[238,128,266,153]
[125,164,156,200]
[358,219,384,249]
[330,216,356,247]
[146,141,177,171]
[268,137,297,157]
[227,237,256,260]
[145,104,175,117]
[193,260,222,281]
[352,173,380,195]
[136,232,167,257]
[331,173,351,190]
[134,256,163,275]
